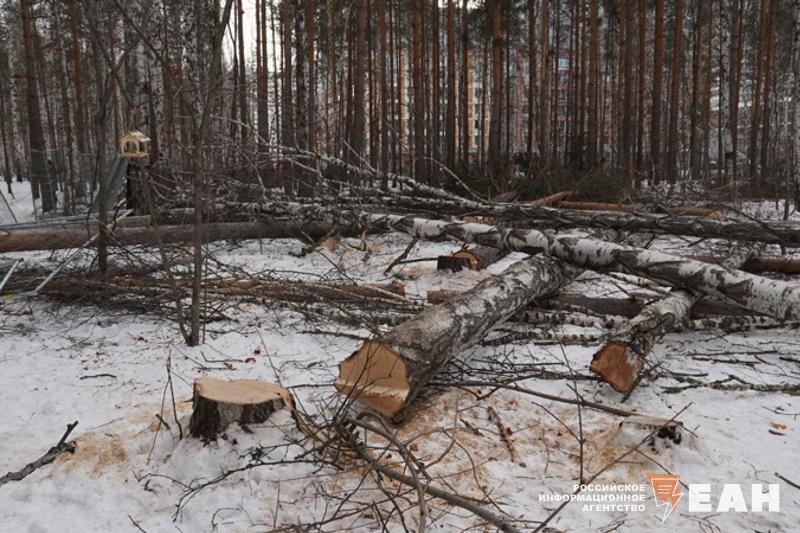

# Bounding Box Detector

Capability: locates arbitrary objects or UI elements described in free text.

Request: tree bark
[488,0,504,181]
[190,378,293,439]
[591,246,754,393]
[445,0,457,172]
[665,0,683,183]
[20,0,56,212]
[336,255,578,417]
[460,0,470,164]
[286,206,800,320]
[0,219,355,254]
[411,0,425,179]
[650,0,665,183]
[437,245,509,272]
[538,0,550,168]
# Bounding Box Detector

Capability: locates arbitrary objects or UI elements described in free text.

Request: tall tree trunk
[527,0,537,164]
[236,0,247,142]
[538,0,550,168]
[346,0,368,181]
[587,0,599,169]
[306,0,316,153]
[20,0,55,212]
[649,0,665,184]
[759,0,776,187]
[635,0,645,177]
[460,0,470,165]
[411,0,425,179]
[379,0,389,175]
[717,0,731,184]
[445,0,457,173]
[666,0,684,184]
[68,0,87,161]
[729,0,744,190]
[749,0,769,181]
[792,0,800,202]
[488,0,504,182]
[280,0,294,155]
[621,0,634,192]
[431,0,441,181]
[689,0,706,179]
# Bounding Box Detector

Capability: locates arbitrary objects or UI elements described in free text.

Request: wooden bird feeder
[119,130,150,159]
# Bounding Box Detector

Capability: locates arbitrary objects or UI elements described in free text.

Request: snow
[1,183,799,531]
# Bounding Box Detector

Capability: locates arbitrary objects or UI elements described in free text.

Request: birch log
[285,208,800,320]
[335,256,578,417]
[350,194,800,247]
[590,247,755,392]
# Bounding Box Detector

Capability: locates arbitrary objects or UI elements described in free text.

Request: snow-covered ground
[0,180,798,532]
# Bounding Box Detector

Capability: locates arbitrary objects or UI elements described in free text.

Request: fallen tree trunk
[0,219,350,254]
[437,245,508,271]
[556,293,753,318]
[693,254,800,275]
[531,190,573,206]
[336,256,578,417]
[349,195,800,247]
[590,247,755,392]
[301,208,800,320]
[555,201,722,219]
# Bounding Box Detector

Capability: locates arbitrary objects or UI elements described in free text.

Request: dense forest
[0,0,799,213]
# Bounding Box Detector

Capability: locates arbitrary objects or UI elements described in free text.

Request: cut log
[335,256,578,417]
[189,378,293,439]
[590,247,754,393]
[0,219,356,254]
[530,190,573,206]
[437,245,508,271]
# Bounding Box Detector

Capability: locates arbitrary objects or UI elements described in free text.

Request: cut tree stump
[437,245,508,272]
[336,256,578,418]
[189,378,293,439]
[590,247,755,393]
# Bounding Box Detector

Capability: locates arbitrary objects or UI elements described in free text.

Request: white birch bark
[590,246,754,392]
[269,203,800,320]
[336,256,578,417]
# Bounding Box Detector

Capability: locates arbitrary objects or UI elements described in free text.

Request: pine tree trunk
[666,0,683,184]
[460,0,470,165]
[650,0,664,183]
[446,0,457,173]
[538,0,550,168]
[587,0,599,169]
[379,0,389,175]
[759,0,776,186]
[20,0,55,212]
[488,0,504,181]
[689,0,706,179]
[431,0,441,181]
[635,0,645,176]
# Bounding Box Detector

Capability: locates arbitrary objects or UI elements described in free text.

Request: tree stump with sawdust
[189,378,293,439]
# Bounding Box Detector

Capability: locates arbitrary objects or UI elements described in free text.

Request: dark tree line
[2,0,800,211]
